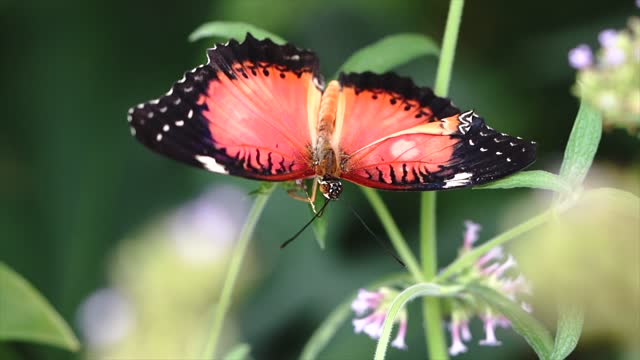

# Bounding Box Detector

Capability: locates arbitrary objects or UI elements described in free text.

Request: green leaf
[189,21,286,44]
[299,273,410,360]
[374,283,462,360]
[475,170,571,193]
[337,33,439,76]
[550,305,584,360]
[223,343,252,360]
[467,284,554,360]
[0,262,79,351]
[558,100,602,187]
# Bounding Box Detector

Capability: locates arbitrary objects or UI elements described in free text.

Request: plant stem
[422,1,465,359]
[433,0,465,97]
[202,185,275,359]
[435,208,553,282]
[361,188,425,282]
[420,193,447,358]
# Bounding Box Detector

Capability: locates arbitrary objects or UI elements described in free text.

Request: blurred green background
[1,0,638,359]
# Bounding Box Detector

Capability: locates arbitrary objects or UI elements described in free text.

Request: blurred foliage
[1,0,638,359]
[0,263,79,351]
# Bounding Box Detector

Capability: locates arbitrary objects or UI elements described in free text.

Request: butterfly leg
[286,179,318,214]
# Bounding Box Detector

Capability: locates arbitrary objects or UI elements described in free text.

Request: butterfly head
[318,176,343,200]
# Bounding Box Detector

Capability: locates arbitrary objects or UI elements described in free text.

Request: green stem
[433,0,465,97]
[422,1,465,359]
[435,208,553,282]
[202,185,275,359]
[361,188,424,282]
[420,193,446,358]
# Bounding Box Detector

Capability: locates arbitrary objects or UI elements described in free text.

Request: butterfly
[128,33,536,200]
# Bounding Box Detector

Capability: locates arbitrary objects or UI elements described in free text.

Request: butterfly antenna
[280,198,331,249]
[345,201,406,268]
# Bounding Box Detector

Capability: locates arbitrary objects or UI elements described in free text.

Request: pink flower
[476,246,503,268]
[351,287,409,350]
[479,316,502,346]
[448,321,468,356]
[351,288,384,316]
[391,318,408,349]
[569,44,593,69]
[353,312,385,338]
[460,320,472,342]
[446,221,533,356]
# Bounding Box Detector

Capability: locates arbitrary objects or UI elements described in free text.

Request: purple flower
[569,44,593,69]
[351,288,384,316]
[351,287,408,350]
[353,311,386,339]
[463,220,482,250]
[446,221,533,356]
[598,29,618,48]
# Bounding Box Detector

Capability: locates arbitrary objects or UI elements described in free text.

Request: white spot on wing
[496,151,503,155]
[130,127,136,136]
[175,120,184,127]
[156,133,163,141]
[195,155,228,174]
[443,172,473,188]
[162,124,170,132]
[188,109,194,118]
[468,139,475,146]
[480,147,488,152]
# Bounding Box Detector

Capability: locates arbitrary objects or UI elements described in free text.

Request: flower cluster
[351,287,408,350]
[350,221,531,356]
[568,14,640,137]
[445,221,531,356]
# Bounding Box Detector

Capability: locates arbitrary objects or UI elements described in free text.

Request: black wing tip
[337,71,460,118]
[205,32,321,79]
[445,121,538,188]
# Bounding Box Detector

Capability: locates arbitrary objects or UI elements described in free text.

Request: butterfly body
[128,34,536,199]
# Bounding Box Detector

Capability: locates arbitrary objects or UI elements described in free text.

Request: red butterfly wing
[337,72,536,190]
[129,34,322,181]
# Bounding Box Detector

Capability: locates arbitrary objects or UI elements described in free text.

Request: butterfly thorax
[313,80,344,199]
